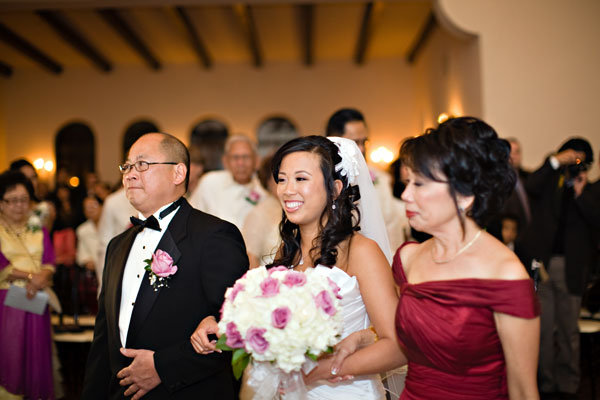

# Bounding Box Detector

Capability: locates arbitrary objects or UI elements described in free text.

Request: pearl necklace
[431,229,483,264]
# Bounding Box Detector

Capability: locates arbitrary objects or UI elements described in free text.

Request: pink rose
[327,277,342,299]
[271,306,291,329]
[229,282,245,302]
[283,271,306,288]
[225,322,245,349]
[260,277,280,297]
[151,249,178,277]
[369,169,377,184]
[268,265,288,274]
[315,290,336,316]
[249,190,261,203]
[246,327,269,354]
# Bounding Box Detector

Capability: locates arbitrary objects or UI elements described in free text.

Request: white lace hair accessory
[330,137,361,186]
[327,136,392,264]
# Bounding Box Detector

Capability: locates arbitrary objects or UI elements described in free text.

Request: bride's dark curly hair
[400,117,515,236]
[269,135,360,268]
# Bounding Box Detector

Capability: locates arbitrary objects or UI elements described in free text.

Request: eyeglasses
[118,161,178,174]
[2,197,30,206]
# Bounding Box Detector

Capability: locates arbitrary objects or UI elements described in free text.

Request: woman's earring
[458,205,465,214]
[332,203,336,210]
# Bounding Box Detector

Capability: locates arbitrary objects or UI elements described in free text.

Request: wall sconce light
[33,158,45,170]
[69,176,80,187]
[33,158,55,172]
[370,146,394,164]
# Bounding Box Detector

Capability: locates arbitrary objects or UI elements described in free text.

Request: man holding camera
[518,138,598,398]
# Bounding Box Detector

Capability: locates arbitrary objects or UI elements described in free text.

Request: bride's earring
[332,203,336,210]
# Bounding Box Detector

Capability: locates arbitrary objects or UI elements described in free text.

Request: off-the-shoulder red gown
[393,244,540,399]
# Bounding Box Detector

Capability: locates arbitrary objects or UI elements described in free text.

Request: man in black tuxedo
[82,133,248,399]
[517,138,598,397]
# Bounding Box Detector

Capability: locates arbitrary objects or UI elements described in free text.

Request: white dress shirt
[118,202,179,347]
[188,170,267,231]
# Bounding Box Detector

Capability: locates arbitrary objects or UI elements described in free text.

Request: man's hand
[190,315,221,354]
[117,348,161,400]
[555,149,586,166]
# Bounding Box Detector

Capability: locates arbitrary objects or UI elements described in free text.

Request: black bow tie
[130,197,184,232]
[130,215,161,232]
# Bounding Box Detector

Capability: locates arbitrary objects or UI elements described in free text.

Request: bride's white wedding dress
[305,265,386,400]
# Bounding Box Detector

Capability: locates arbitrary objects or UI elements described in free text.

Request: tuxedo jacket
[517,159,599,295]
[82,199,248,399]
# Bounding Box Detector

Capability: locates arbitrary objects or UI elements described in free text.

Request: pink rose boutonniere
[245,189,261,205]
[144,249,178,291]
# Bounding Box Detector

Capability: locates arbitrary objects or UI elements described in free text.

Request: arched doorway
[122,119,161,162]
[55,121,95,186]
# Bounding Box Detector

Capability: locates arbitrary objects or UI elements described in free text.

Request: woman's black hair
[0,170,35,201]
[269,135,360,268]
[400,117,515,235]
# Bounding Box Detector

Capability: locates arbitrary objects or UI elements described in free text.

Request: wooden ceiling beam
[98,8,161,70]
[175,6,212,69]
[298,4,314,66]
[37,9,112,72]
[0,60,13,77]
[406,11,437,65]
[354,2,375,65]
[233,4,262,68]
[0,21,62,74]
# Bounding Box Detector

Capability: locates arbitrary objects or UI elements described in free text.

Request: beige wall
[413,19,482,132]
[438,0,600,177]
[0,59,419,185]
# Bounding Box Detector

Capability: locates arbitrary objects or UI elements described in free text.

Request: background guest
[0,171,56,399]
[186,145,205,199]
[189,134,266,231]
[518,137,598,398]
[500,213,519,252]
[75,196,102,314]
[241,155,281,268]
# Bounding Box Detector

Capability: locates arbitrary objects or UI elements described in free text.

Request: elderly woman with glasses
[0,170,56,399]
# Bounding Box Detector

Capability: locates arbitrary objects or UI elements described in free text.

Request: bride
[191,135,404,399]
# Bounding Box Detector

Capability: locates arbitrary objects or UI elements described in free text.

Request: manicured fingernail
[331,367,338,375]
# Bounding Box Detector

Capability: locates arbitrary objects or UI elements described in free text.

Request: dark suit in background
[518,151,598,395]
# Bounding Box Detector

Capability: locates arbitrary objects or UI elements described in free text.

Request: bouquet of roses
[217,265,343,399]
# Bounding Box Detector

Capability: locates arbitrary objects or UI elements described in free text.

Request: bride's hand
[190,315,221,354]
[327,328,376,382]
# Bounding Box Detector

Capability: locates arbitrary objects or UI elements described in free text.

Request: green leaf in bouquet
[216,333,233,351]
[231,348,250,380]
[324,346,334,354]
[305,351,318,361]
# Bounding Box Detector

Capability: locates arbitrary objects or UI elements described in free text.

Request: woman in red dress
[310,117,540,399]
